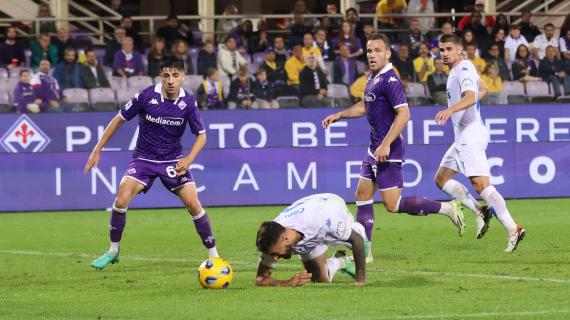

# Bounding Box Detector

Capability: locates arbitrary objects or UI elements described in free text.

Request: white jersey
[260,193,354,267]
[446,59,489,145]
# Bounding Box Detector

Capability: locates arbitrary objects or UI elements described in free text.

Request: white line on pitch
[361,309,570,319]
[1,249,569,285]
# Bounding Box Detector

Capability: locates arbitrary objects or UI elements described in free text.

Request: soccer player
[84,56,219,269]
[322,33,464,263]
[435,34,525,252]
[255,193,367,286]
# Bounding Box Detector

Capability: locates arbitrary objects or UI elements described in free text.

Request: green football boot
[91,251,120,270]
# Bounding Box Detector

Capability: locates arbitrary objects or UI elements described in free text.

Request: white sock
[442,179,482,215]
[208,247,219,258]
[438,202,453,216]
[109,242,120,253]
[326,257,345,282]
[480,186,517,234]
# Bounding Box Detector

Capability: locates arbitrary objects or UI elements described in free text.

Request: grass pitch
[1,199,569,319]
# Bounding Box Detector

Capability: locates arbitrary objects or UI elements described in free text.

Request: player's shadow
[371,275,439,288]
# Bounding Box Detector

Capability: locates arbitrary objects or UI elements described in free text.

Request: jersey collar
[154,83,186,104]
[369,63,393,80]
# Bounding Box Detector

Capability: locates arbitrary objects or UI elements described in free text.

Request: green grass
[1,199,569,319]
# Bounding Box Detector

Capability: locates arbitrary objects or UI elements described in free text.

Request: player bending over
[84,56,219,269]
[322,33,464,263]
[255,194,368,287]
[435,34,525,252]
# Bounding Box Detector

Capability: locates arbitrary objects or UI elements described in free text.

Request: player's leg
[355,153,378,242]
[301,246,352,283]
[91,176,145,270]
[176,183,219,258]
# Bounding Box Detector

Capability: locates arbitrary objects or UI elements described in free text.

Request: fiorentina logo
[0,115,51,153]
[177,100,187,110]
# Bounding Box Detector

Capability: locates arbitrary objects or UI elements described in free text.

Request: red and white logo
[1,115,51,153]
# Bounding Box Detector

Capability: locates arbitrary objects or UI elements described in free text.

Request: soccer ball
[198,257,233,289]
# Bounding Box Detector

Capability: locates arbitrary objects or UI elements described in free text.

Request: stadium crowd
[1,0,570,113]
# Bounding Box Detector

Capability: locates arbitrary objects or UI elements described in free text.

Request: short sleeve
[458,67,478,95]
[186,97,206,135]
[386,75,408,109]
[119,90,144,121]
[259,252,277,268]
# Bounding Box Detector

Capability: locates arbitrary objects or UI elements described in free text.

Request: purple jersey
[119,83,205,161]
[364,63,408,161]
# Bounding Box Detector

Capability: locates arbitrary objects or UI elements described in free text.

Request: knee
[355,189,373,202]
[186,199,203,216]
[434,173,448,189]
[383,199,398,213]
[471,180,487,194]
[114,196,129,209]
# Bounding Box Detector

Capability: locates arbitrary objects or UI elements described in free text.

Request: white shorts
[298,222,366,262]
[439,142,490,177]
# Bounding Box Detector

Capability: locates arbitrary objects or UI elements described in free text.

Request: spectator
[519,9,541,43]
[539,46,570,97]
[52,28,77,63]
[532,23,559,60]
[461,30,478,55]
[403,19,427,59]
[464,11,488,48]
[561,13,570,39]
[196,68,225,109]
[375,0,407,39]
[157,15,193,50]
[218,36,247,79]
[253,69,279,109]
[197,40,217,78]
[319,16,334,38]
[31,59,70,112]
[492,14,509,35]
[261,47,287,85]
[107,0,128,17]
[504,25,529,64]
[359,22,375,54]
[485,43,511,81]
[273,36,289,65]
[228,68,256,109]
[333,43,357,85]
[0,27,25,68]
[458,0,495,30]
[113,37,144,79]
[466,43,486,74]
[325,2,342,34]
[13,69,40,113]
[333,21,363,59]
[512,44,540,82]
[413,42,435,83]
[302,33,327,72]
[53,47,83,91]
[171,39,194,75]
[104,27,126,66]
[250,22,270,54]
[80,48,110,89]
[121,16,144,53]
[481,63,504,104]
[560,30,570,60]
[345,8,365,45]
[407,0,435,35]
[284,44,306,86]
[290,14,313,44]
[230,20,254,55]
[147,37,167,78]
[481,28,506,59]
[216,5,239,44]
[314,28,335,61]
[33,4,56,35]
[427,58,448,105]
[31,33,58,69]
[392,44,416,82]
[350,65,370,101]
[288,0,319,29]
[430,22,453,54]
[299,54,331,108]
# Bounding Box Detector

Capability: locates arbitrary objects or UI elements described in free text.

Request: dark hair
[121,15,132,22]
[440,33,462,45]
[167,14,178,21]
[159,56,185,72]
[19,69,30,76]
[510,24,520,30]
[85,48,95,55]
[345,7,358,16]
[207,68,217,77]
[256,221,286,253]
[367,32,390,48]
[544,23,555,29]
[224,35,236,43]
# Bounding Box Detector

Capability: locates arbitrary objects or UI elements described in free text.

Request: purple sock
[109,208,126,242]
[397,196,441,216]
[356,201,375,241]
[193,212,216,249]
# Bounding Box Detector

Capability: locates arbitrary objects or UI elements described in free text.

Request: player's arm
[255,262,312,287]
[84,114,125,174]
[375,106,409,162]
[175,132,206,176]
[346,230,366,285]
[435,90,477,125]
[321,100,366,129]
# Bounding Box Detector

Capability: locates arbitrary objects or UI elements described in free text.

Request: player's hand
[288,270,312,287]
[175,157,191,176]
[374,143,390,163]
[435,109,453,125]
[322,113,341,129]
[84,151,100,174]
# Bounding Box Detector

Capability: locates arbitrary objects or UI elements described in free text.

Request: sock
[397,196,442,216]
[480,186,517,233]
[207,247,219,258]
[192,209,217,250]
[442,179,482,215]
[109,203,127,252]
[356,200,374,241]
[326,257,345,282]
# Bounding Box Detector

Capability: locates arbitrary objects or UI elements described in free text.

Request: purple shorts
[359,152,403,191]
[123,159,195,193]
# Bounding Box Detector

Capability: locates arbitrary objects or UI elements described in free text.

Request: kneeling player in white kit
[255,194,368,287]
[435,34,525,252]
